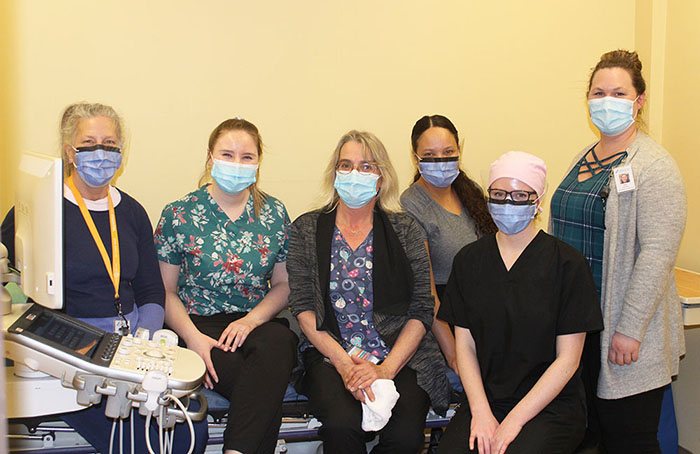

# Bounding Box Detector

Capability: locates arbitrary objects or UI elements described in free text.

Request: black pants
[301,349,431,454]
[580,332,665,454]
[578,332,603,450]
[596,386,665,454]
[437,397,585,454]
[191,313,298,454]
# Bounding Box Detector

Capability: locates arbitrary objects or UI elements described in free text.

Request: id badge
[113,318,130,334]
[348,345,380,364]
[613,165,635,193]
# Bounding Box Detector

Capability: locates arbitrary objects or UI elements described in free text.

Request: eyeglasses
[488,188,537,205]
[336,159,381,176]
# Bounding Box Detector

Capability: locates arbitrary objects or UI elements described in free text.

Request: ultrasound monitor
[14,152,64,309]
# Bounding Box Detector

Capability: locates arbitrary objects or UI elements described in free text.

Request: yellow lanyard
[67,175,121,302]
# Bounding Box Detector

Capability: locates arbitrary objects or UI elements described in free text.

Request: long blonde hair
[199,118,268,218]
[319,130,401,213]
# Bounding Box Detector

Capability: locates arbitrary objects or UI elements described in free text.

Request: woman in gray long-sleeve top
[287,130,449,454]
[550,49,687,454]
[400,115,497,375]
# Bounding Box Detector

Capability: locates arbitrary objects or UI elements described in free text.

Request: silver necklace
[339,222,364,235]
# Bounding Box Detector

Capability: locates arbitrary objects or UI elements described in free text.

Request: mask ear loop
[533,180,548,214]
[413,153,424,179]
[632,95,641,121]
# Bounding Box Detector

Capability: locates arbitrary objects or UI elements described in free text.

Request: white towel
[361,379,400,432]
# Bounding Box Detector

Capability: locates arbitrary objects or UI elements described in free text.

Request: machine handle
[163,390,208,422]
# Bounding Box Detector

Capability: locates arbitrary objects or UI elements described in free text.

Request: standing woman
[400,115,496,373]
[57,102,207,453]
[155,118,298,454]
[550,49,687,454]
[287,130,449,454]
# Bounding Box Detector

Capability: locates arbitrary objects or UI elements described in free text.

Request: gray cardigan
[287,208,450,414]
[552,131,687,399]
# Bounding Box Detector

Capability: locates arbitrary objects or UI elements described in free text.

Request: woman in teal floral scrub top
[155,118,298,454]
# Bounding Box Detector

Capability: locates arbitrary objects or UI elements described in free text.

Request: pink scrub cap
[489,151,547,197]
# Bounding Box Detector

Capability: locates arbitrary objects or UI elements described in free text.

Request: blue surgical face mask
[334,170,380,209]
[488,201,537,235]
[418,156,460,188]
[588,96,639,136]
[72,145,122,188]
[210,159,258,194]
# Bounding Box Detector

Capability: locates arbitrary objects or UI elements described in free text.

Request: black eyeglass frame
[487,188,538,206]
[73,144,122,154]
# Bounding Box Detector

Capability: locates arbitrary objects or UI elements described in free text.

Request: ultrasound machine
[2,152,207,454]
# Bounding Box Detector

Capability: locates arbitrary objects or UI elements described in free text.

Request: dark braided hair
[411,115,497,236]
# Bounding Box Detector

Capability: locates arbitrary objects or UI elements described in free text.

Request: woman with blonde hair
[155,118,297,454]
[287,130,449,454]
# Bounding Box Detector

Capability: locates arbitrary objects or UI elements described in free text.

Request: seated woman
[401,114,497,375]
[55,102,207,453]
[155,118,298,454]
[436,151,603,454]
[286,130,450,454]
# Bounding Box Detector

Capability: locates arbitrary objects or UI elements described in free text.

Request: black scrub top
[438,230,602,412]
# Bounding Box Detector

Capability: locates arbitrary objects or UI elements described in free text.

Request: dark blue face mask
[417,156,460,188]
[72,145,122,188]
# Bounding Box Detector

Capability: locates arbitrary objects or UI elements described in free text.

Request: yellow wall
[0,0,18,222]
[0,1,17,443]
[634,0,667,141]
[662,0,700,451]
[664,1,700,273]
[0,0,635,225]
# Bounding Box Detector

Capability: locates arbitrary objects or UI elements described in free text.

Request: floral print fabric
[330,227,390,360]
[155,185,290,315]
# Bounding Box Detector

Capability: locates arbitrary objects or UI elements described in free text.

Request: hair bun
[589,49,646,95]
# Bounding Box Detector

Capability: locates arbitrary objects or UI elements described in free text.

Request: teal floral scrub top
[154,185,291,315]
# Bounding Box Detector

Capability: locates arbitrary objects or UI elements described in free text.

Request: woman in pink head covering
[436,152,603,454]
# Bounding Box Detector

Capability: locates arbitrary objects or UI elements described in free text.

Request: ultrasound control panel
[110,336,178,376]
[5,304,205,396]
